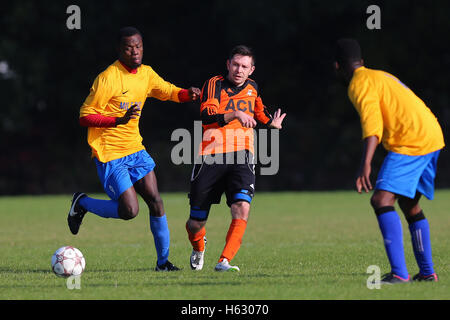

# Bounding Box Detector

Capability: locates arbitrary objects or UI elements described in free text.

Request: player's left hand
[269,108,287,129]
[188,87,201,101]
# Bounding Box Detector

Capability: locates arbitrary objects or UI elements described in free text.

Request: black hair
[335,38,362,66]
[117,26,142,45]
[229,45,255,65]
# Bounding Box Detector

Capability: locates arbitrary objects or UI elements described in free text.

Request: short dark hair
[229,45,255,65]
[335,38,362,66]
[118,26,142,45]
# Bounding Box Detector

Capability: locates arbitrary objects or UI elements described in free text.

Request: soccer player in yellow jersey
[67,27,201,271]
[334,38,444,284]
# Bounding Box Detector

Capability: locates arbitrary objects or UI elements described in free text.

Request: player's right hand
[235,110,257,128]
[116,104,141,125]
[355,164,372,193]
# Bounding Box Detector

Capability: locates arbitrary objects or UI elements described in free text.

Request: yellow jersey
[348,66,444,155]
[80,60,182,162]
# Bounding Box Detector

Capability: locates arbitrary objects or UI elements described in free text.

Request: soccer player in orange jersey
[67,27,201,271]
[186,45,286,271]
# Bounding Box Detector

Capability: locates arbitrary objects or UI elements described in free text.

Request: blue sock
[376,209,409,279]
[150,215,170,266]
[409,217,434,276]
[79,196,120,219]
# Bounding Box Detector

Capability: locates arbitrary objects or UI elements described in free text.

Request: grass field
[1,190,449,300]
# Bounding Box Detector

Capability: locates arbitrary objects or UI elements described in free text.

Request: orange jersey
[199,75,272,155]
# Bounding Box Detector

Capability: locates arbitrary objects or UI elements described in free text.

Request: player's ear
[249,65,255,76]
[226,59,230,71]
[334,61,339,70]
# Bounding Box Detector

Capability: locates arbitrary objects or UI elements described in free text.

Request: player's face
[226,54,255,87]
[119,34,143,69]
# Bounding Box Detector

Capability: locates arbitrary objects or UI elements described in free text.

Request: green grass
[1,191,449,300]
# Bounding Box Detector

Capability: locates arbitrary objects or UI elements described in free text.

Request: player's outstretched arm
[268,108,286,129]
[178,87,201,102]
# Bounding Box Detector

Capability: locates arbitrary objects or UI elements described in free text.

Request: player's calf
[370,190,396,210]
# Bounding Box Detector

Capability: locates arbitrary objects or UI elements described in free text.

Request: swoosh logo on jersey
[122,90,129,95]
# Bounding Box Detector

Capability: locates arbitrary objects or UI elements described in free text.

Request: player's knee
[398,197,422,219]
[231,201,250,210]
[370,194,380,209]
[231,201,250,220]
[370,191,394,210]
[186,218,206,234]
[119,203,139,220]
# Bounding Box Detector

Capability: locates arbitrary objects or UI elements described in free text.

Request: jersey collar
[223,76,249,96]
[118,60,138,74]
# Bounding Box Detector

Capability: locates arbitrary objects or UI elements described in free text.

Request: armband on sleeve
[79,114,117,127]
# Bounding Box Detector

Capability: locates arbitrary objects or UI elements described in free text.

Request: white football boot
[190,237,207,270]
[214,258,240,272]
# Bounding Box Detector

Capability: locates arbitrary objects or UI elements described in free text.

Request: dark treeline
[1,0,449,195]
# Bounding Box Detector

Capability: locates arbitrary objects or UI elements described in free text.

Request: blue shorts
[95,150,156,200]
[375,150,441,200]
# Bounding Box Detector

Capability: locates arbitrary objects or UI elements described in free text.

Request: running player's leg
[216,151,254,271]
[134,170,178,271]
[217,201,249,262]
[186,217,208,271]
[76,181,139,219]
[79,155,139,219]
[68,156,135,234]
[187,156,226,270]
[134,170,164,217]
[186,197,214,271]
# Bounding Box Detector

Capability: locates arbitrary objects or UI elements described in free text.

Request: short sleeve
[80,74,113,117]
[348,75,383,143]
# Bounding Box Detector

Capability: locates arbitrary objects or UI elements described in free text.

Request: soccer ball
[51,246,86,278]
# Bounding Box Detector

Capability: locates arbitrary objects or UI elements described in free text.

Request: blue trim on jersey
[95,150,155,200]
[375,150,440,200]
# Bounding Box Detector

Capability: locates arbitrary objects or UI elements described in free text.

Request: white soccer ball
[51,246,86,278]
